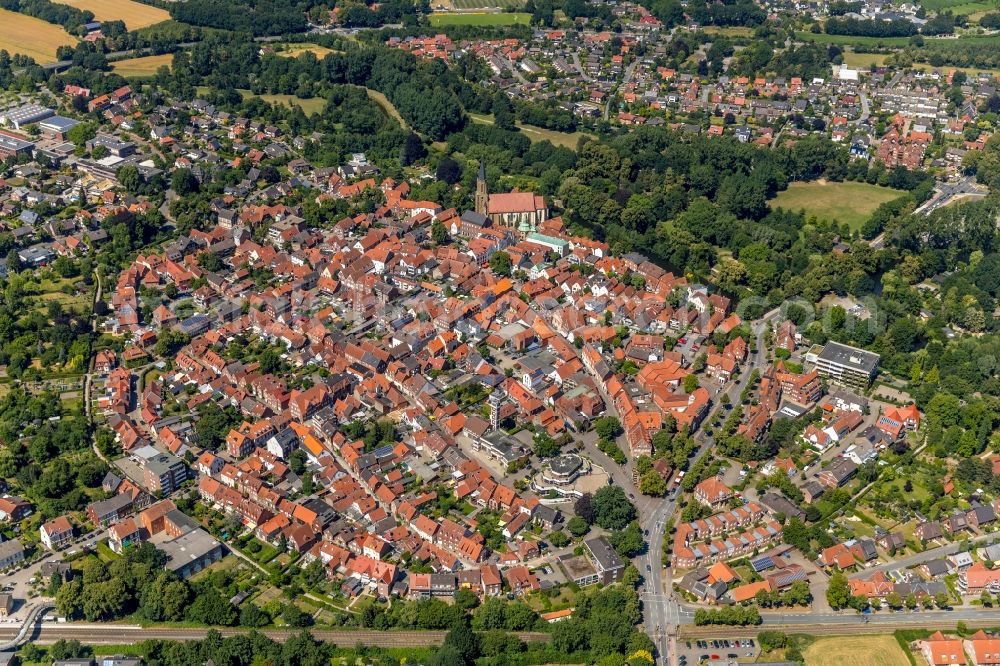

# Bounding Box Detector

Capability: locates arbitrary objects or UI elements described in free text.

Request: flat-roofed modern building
[811,341,879,388]
[584,535,626,585]
[0,104,53,130]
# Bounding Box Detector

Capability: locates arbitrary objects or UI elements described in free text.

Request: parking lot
[674,637,759,665]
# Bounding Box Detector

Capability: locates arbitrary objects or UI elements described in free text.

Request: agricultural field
[468,111,592,150]
[429,11,531,25]
[769,180,907,231]
[802,635,910,666]
[58,0,170,30]
[112,54,172,77]
[0,9,74,64]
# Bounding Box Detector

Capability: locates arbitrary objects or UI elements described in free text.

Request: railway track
[0,624,550,646]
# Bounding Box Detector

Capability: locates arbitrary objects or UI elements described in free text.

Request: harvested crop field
[58,0,170,30]
[0,9,74,63]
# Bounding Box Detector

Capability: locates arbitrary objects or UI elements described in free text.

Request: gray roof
[818,341,880,373]
[585,535,624,572]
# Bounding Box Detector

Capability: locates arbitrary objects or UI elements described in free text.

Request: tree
[171,168,199,196]
[595,416,623,440]
[186,588,237,625]
[454,588,480,611]
[567,515,590,537]
[639,469,667,496]
[431,219,449,245]
[493,93,516,131]
[552,619,589,653]
[609,521,645,557]
[436,157,462,184]
[282,603,312,627]
[489,251,512,277]
[574,493,595,524]
[240,602,271,627]
[443,623,480,663]
[400,132,426,166]
[826,572,851,609]
[197,252,223,272]
[117,165,142,194]
[534,432,562,458]
[683,374,700,394]
[592,486,637,531]
[549,530,569,548]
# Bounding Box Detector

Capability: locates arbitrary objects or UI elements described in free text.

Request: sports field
[112,54,172,77]
[59,0,170,30]
[770,180,906,231]
[0,8,74,63]
[429,11,531,25]
[802,635,910,666]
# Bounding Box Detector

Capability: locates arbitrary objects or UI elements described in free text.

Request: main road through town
[640,310,777,664]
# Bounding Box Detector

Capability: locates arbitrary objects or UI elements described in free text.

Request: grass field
[796,30,914,47]
[58,0,170,30]
[366,88,408,129]
[803,635,910,666]
[429,11,531,25]
[841,50,889,68]
[112,54,172,77]
[276,43,341,58]
[449,0,525,8]
[195,86,326,115]
[468,111,592,149]
[770,180,906,230]
[841,49,1000,77]
[0,9,74,63]
[258,93,325,115]
[701,26,754,37]
[919,0,993,12]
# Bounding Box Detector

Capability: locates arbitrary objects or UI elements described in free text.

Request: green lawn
[429,11,531,25]
[796,30,915,47]
[770,181,907,231]
[450,0,525,8]
[195,86,325,115]
[468,111,592,149]
[919,0,993,13]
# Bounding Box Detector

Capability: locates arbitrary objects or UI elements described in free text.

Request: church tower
[474,160,488,216]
